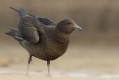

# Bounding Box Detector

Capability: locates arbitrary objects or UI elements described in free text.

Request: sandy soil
[0,44,119,80]
[0,74,119,80]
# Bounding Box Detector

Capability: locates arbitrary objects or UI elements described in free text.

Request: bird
[5,7,82,75]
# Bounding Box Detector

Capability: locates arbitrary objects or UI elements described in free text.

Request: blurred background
[0,0,119,75]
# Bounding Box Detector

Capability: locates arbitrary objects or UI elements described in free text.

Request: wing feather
[37,17,55,26]
[19,16,40,44]
[21,26,39,44]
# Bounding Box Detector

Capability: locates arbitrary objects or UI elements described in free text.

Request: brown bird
[5,7,82,75]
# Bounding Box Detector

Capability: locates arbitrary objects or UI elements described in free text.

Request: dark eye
[66,22,72,25]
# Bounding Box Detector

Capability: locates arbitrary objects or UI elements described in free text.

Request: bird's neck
[54,29,70,45]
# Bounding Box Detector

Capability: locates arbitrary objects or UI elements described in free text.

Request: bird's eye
[66,22,72,25]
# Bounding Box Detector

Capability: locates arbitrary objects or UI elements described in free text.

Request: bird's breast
[20,40,68,61]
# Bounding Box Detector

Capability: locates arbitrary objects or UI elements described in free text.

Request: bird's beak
[74,25,82,31]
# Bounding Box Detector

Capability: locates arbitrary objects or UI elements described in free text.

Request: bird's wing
[19,19,40,44]
[9,7,44,44]
[9,7,55,26]
[5,28,23,41]
[37,17,56,26]
[17,8,40,44]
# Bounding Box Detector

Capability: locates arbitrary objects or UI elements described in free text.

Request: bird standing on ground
[6,7,82,75]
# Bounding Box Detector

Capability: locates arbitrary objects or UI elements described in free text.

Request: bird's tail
[9,7,28,17]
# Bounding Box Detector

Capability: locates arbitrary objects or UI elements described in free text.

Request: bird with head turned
[5,7,82,75]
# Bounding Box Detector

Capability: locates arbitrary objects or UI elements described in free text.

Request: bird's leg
[47,60,50,75]
[26,55,32,75]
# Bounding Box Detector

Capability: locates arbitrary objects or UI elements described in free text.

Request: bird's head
[56,19,82,34]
